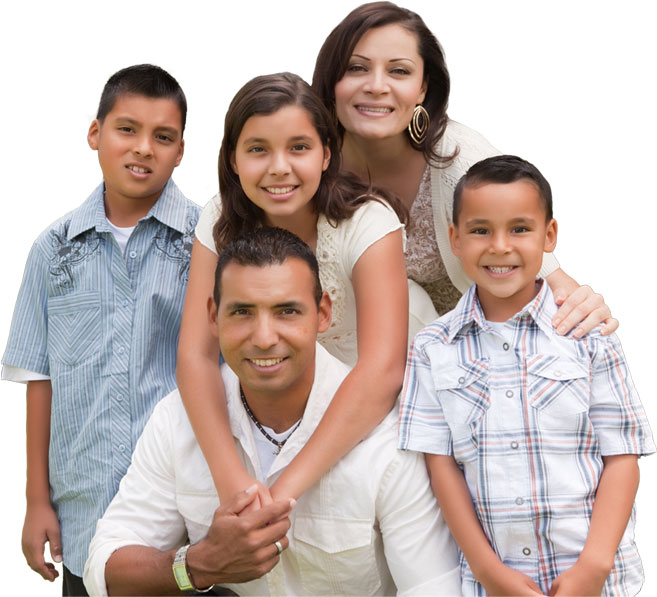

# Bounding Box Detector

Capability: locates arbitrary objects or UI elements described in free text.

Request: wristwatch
[172,544,213,593]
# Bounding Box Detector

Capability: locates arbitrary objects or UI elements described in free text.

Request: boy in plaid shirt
[399,155,654,596]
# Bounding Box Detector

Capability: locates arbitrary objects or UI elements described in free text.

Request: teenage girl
[177,72,434,505]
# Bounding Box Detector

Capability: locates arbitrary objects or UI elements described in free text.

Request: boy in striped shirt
[399,155,654,596]
[2,64,199,594]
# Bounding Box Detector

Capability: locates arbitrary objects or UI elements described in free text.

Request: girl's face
[334,24,427,144]
[231,105,331,227]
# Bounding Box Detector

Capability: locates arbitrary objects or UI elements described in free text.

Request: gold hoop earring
[407,104,430,146]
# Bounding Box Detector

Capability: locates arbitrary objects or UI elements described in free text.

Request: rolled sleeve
[399,337,453,455]
[195,197,221,255]
[3,240,50,375]
[589,334,655,456]
[376,449,461,595]
[83,396,188,595]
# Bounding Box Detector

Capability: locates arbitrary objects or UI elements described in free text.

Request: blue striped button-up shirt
[3,180,199,575]
[399,280,655,596]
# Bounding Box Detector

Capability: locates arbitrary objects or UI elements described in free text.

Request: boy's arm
[22,379,61,581]
[549,454,639,596]
[426,454,543,596]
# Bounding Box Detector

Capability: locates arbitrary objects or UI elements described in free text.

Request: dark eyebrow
[350,54,417,64]
[115,117,180,138]
[224,301,255,311]
[273,301,305,310]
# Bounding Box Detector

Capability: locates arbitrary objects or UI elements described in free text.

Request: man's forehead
[219,259,315,305]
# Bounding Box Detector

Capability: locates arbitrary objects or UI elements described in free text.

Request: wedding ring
[274,540,283,555]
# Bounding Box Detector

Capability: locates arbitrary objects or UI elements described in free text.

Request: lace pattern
[405,167,462,314]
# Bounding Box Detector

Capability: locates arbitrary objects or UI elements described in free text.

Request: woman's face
[231,105,330,228]
[334,23,427,144]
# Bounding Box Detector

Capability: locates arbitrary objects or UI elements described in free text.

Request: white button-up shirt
[84,345,461,596]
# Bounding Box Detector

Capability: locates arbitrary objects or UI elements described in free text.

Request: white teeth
[487,266,515,273]
[251,358,284,367]
[265,186,295,194]
[128,165,149,173]
[357,106,392,113]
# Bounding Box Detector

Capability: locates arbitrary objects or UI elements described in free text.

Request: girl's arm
[545,268,618,337]
[177,239,267,505]
[548,454,639,596]
[270,229,408,500]
[426,454,543,596]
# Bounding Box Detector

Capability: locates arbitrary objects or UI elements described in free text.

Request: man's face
[211,258,331,401]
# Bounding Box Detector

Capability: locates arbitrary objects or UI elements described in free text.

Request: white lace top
[195,198,437,366]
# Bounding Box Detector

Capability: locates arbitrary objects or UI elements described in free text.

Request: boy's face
[449,180,557,321]
[87,93,184,211]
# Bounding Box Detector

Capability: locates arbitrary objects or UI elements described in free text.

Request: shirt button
[117,346,125,355]
[502,342,510,351]
[506,390,514,398]
[522,547,531,556]
[118,444,126,453]
[116,395,123,402]
[129,250,137,259]
[122,299,129,308]
[553,370,562,378]
[458,376,466,385]
[510,441,519,449]
[515,497,524,505]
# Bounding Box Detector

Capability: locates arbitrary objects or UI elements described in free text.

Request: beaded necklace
[239,386,302,455]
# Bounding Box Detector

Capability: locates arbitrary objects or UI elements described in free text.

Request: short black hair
[96,64,187,133]
[453,155,553,224]
[213,227,323,308]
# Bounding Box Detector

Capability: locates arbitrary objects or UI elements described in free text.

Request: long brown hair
[214,72,406,252]
[312,1,456,166]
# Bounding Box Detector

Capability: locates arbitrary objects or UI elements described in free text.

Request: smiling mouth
[126,165,152,174]
[264,186,297,194]
[356,105,393,115]
[249,357,286,367]
[485,266,518,274]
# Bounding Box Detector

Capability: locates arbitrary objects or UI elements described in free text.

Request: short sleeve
[339,200,403,272]
[2,239,50,376]
[539,252,560,278]
[195,196,221,255]
[398,335,453,455]
[588,334,656,456]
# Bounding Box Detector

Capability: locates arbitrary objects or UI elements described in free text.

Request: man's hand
[187,486,294,587]
[22,502,62,582]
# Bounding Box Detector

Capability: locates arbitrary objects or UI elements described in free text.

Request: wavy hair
[312,1,455,166]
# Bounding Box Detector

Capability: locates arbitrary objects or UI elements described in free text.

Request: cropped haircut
[96,64,187,133]
[452,155,553,225]
[213,72,405,252]
[213,227,323,308]
[312,1,455,165]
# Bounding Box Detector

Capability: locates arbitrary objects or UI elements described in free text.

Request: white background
[1,1,655,594]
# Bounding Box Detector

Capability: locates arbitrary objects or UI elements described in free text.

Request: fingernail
[552,317,561,327]
[245,484,257,495]
[289,498,297,509]
[54,555,62,563]
[557,325,566,335]
[574,328,584,338]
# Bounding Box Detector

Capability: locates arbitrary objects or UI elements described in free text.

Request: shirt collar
[66,179,188,240]
[447,278,556,341]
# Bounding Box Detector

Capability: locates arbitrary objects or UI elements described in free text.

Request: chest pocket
[433,359,489,461]
[527,354,589,430]
[47,291,101,365]
[293,515,379,595]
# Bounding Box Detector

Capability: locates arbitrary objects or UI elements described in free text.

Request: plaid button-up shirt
[399,280,655,596]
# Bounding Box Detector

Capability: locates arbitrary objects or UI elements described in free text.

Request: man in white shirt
[83,227,460,596]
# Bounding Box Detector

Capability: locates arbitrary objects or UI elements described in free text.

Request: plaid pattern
[399,280,655,596]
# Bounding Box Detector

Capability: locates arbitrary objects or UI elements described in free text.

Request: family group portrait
[1,0,655,595]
